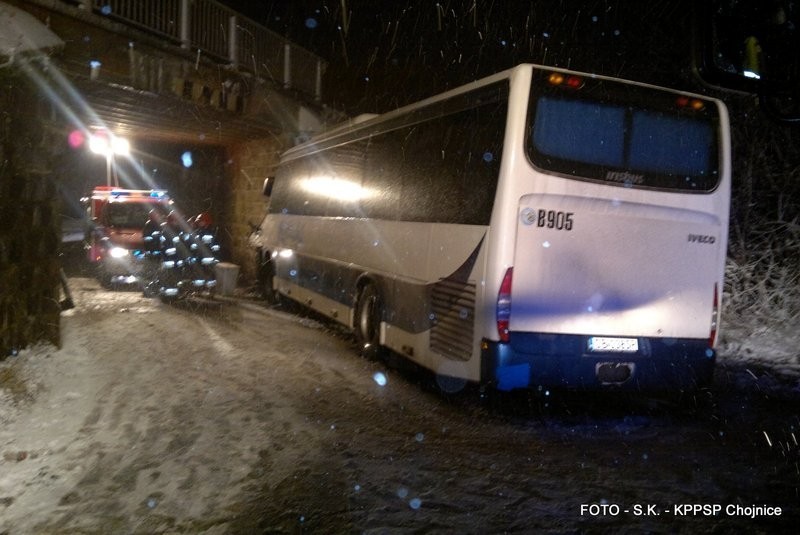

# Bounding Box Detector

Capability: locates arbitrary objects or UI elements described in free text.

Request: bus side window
[269,160,307,215]
[324,140,367,219]
[398,121,461,223]
[456,104,504,225]
[362,133,401,221]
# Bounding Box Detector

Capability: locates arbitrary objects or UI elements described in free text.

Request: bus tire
[257,253,279,305]
[355,283,384,360]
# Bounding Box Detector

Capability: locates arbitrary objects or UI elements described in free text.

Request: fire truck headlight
[109,247,129,259]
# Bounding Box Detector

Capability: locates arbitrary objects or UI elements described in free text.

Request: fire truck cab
[84,186,172,286]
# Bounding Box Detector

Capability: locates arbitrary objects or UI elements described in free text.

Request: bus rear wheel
[355,283,384,360]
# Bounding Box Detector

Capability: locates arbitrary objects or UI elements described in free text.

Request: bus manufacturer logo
[687,234,716,244]
[606,171,644,185]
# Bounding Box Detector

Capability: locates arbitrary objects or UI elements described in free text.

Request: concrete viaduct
[1,0,338,355]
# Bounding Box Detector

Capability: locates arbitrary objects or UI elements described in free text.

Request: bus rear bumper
[481,334,715,392]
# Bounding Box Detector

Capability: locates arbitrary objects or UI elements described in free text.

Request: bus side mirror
[694,0,799,123]
[262,176,274,197]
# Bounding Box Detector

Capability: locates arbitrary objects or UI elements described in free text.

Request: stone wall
[224,136,287,286]
[1,70,62,358]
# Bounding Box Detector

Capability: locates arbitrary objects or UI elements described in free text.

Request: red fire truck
[84,186,172,286]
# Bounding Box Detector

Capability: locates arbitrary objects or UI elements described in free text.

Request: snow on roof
[0,2,64,64]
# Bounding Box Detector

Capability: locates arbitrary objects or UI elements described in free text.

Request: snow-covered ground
[1,277,798,533]
[717,313,800,395]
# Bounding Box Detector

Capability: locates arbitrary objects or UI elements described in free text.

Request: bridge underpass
[1,0,336,355]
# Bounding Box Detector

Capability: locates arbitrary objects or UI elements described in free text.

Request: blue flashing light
[181,151,193,168]
[373,372,387,386]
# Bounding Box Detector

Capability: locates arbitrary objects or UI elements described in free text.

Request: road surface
[1,277,798,533]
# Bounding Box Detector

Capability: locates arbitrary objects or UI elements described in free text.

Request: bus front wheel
[355,283,384,360]
[257,253,279,305]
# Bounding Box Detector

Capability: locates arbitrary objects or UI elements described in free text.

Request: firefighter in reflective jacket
[141,208,164,296]
[158,210,189,299]
[187,212,220,290]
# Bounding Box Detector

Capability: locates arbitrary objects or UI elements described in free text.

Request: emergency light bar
[90,186,170,202]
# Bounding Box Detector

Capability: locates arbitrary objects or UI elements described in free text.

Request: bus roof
[283,63,723,163]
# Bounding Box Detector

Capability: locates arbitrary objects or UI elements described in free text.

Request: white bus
[251,64,730,392]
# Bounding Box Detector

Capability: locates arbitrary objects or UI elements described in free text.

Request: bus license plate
[588,337,639,353]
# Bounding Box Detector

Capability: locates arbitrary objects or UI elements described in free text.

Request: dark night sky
[219,2,800,318]
[219,0,697,114]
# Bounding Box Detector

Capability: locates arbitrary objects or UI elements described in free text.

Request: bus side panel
[264,214,489,382]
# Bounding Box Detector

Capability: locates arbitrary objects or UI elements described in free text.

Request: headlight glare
[109,247,129,259]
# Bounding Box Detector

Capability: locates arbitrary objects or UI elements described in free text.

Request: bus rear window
[628,111,712,176]
[527,77,720,192]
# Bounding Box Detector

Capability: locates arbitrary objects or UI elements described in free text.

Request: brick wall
[1,71,62,358]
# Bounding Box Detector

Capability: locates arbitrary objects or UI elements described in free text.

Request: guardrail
[86,0,324,100]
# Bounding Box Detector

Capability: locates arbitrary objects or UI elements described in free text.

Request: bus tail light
[497,267,513,343]
[709,283,719,347]
[676,95,706,111]
[548,72,584,89]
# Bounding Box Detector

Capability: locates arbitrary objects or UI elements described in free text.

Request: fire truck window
[105,203,156,228]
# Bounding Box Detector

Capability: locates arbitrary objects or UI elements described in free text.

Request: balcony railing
[87,0,324,100]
